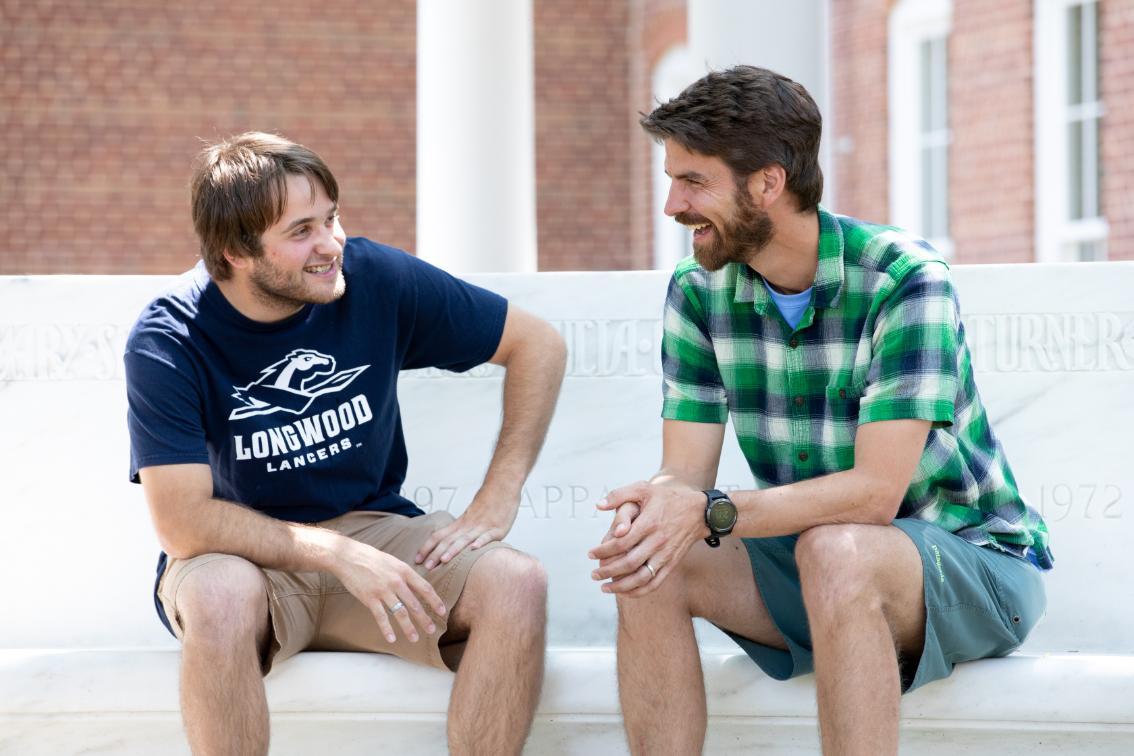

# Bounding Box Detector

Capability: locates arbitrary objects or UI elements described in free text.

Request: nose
[663,180,687,217]
[316,218,345,255]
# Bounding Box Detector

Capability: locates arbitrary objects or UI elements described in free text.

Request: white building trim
[1034,0,1108,263]
[888,0,954,258]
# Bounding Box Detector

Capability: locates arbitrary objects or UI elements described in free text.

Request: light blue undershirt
[762,279,814,330]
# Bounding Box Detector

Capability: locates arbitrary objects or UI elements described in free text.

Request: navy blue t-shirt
[126,238,507,522]
[127,239,506,632]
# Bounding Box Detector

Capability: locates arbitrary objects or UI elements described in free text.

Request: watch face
[707,499,737,530]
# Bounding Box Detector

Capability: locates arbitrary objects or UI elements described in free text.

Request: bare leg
[615,539,787,756]
[175,558,272,756]
[796,524,925,756]
[444,548,548,756]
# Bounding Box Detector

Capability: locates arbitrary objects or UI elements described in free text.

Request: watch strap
[702,488,736,548]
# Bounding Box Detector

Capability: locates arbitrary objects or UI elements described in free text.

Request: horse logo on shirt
[228,349,369,420]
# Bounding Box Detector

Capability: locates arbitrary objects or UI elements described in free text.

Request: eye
[292,226,310,239]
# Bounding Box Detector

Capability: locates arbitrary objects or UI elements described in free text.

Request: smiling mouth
[684,222,713,239]
[304,260,337,275]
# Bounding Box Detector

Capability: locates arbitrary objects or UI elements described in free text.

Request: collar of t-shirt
[761,278,814,331]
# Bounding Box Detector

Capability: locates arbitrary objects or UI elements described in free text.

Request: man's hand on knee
[414,492,518,570]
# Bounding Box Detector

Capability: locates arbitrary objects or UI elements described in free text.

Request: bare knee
[175,557,269,650]
[461,549,548,631]
[797,525,885,624]
[614,554,696,626]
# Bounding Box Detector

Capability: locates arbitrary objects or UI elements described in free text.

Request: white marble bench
[1,265,1133,755]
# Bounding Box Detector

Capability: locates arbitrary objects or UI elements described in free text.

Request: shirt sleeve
[399,254,509,372]
[858,262,960,426]
[660,273,728,424]
[125,349,210,482]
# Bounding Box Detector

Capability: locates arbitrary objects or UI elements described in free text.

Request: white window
[888,0,953,258]
[1035,0,1107,262]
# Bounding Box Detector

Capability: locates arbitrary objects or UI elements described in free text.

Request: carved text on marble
[966,312,1134,372]
[0,324,127,381]
[404,481,745,520]
[1035,483,1123,522]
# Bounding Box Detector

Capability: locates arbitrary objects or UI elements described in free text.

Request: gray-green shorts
[720,518,1047,693]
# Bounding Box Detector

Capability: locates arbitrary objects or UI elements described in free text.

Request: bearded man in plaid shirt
[589,65,1052,756]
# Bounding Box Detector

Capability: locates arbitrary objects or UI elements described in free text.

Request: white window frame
[888,0,954,259]
[1035,0,1107,263]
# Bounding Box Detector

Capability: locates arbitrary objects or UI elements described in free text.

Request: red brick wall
[1,0,416,275]
[829,0,891,225]
[949,0,1035,263]
[1101,0,1134,260]
[534,0,639,271]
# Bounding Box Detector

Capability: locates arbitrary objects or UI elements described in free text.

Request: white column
[686,0,832,206]
[416,0,537,273]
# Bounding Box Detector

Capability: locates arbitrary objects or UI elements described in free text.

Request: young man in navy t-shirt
[126,132,566,755]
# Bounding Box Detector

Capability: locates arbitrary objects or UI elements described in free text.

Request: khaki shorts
[157,510,508,673]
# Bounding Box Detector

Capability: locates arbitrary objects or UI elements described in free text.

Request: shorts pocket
[984,553,1046,644]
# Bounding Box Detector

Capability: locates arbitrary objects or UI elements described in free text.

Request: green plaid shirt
[661,207,1053,568]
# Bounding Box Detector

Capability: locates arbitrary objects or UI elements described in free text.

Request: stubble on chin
[249,268,347,313]
[331,271,347,301]
[301,269,347,305]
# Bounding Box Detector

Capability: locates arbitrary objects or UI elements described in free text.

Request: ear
[745,164,787,208]
[223,248,252,272]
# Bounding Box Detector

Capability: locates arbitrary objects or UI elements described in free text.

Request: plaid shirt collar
[733,206,846,319]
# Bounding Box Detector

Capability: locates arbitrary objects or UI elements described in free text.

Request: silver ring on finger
[645,562,657,579]
[388,600,405,614]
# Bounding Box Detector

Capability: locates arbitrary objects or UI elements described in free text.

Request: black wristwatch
[702,488,737,547]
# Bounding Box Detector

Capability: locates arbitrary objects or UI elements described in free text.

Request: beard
[676,186,775,272]
[248,256,347,314]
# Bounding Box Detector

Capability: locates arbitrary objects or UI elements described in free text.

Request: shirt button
[798,451,809,462]
[793,395,805,407]
[789,337,799,348]
[838,388,847,399]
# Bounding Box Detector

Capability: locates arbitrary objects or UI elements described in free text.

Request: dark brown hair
[190,132,339,280]
[640,65,823,211]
